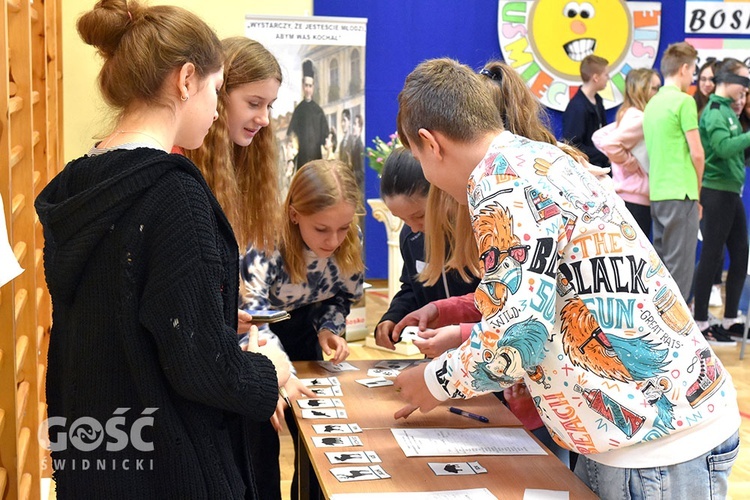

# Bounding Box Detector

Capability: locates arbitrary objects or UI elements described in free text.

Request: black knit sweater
[35,148,279,499]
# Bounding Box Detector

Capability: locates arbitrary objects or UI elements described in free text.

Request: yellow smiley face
[530,0,631,79]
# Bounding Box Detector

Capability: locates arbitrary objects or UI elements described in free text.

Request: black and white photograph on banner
[245,15,367,200]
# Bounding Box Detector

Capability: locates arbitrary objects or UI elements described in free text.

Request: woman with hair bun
[35,1,289,497]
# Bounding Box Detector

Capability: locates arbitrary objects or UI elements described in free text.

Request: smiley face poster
[499,0,662,111]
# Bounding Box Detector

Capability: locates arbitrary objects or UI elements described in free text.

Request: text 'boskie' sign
[685,1,750,34]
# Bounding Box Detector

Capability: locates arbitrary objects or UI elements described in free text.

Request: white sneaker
[709,285,723,307]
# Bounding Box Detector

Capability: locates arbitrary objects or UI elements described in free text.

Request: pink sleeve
[591,109,645,173]
[433,293,482,326]
[459,323,475,342]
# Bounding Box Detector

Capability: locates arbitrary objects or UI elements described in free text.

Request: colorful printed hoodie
[422,132,739,468]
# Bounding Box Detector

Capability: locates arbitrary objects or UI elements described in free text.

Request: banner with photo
[246,15,369,337]
[245,15,367,200]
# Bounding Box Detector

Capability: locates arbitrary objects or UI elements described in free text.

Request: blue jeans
[574,431,739,499]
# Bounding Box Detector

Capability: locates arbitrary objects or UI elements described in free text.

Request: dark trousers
[248,304,322,499]
[624,201,652,241]
[694,188,748,321]
[247,420,281,500]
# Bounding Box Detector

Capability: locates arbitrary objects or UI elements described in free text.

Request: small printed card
[312,423,362,434]
[318,361,359,373]
[297,398,344,409]
[330,465,390,482]
[301,409,348,419]
[325,450,381,464]
[428,461,488,476]
[299,377,340,387]
[355,377,394,388]
[374,359,414,371]
[399,326,423,342]
[367,368,400,378]
[309,386,344,397]
[312,435,363,448]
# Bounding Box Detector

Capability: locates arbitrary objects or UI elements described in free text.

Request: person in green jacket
[694,58,750,344]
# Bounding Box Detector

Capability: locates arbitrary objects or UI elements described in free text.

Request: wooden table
[292,360,597,499]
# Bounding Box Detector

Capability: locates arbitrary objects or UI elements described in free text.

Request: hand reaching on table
[270,377,316,431]
[393,362,442,419]
[392,303,440,339]
[412,325,462,359]
[374,320,398,350]
[318,329,350,364]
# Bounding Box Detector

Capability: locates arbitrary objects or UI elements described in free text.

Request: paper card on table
[318,361,359,372]
[309,386,343,397]
[312,435,363,448]
[297,398,344,409]
[355,377,394,388]
[428,462,477,476]
[299,377,340,387]
[468,461,487,474]
[399,326,422,342]
[367,368,400,378]
[523,489,569,500]
[391,428,546,457]
[374,359,414,371]
[301,409,348,419]
[313,423,362,434]
[325,450,381,464]
[329,488,498,499]
[330,465,390,482]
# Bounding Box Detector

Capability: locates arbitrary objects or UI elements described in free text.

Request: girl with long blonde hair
[185,36,282,251]
[241,160,364,498]
[593,67,661,236]
[186,37,311,500]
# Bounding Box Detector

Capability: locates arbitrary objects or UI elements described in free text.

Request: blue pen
[449,406,489,423]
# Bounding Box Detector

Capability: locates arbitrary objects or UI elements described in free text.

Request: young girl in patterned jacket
[241,159,364,498]
[240,159,364,363]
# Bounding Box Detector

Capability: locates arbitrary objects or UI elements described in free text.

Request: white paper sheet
[330,488,497,500]
[0,194,23,287]
[391,427,547,457]
[523,489,570,500]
